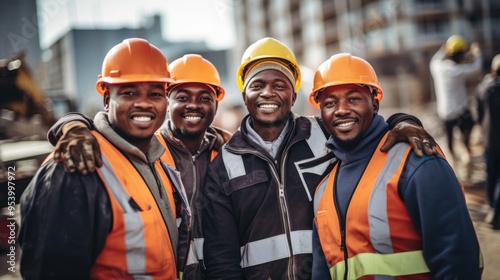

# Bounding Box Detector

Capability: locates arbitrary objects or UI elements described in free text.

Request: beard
[178,127,204,139]
[334,132,364,151]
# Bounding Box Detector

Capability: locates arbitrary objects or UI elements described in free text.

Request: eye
[322,98,337,108]
[248,83,262,90]
[151,91,165,97]
[175,95,189,102]
[274,84,285,90]
[200,95,214,102]
[121,91,136,97]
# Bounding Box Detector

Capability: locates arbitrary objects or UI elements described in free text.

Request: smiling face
[104,82,167,150]
[243,69,296,134]
[319,84,379,147]
[168,82,218,141]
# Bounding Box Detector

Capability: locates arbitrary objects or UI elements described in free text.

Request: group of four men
[19,37,482,279]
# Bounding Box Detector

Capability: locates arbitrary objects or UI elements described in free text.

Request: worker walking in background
[429,34,482,171]
[311,53,482,279]
[19,38,185,280]
[476,54,500,229]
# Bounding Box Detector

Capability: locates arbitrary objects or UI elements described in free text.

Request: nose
[334,100,351,116]
[134,97,153,109]
[260,85,276,98]
[185,98,201,109]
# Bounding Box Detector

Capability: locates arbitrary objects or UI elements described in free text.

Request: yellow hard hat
[445,35,467,55]
[236,37,301,92]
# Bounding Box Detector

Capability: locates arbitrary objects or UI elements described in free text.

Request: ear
[372,98,379,115]
[241,92,248,105]
[103,92,110,111]
[291,92,297,106]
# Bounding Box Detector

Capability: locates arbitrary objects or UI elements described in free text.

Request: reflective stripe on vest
[330,251,428,279]
[185,238,205,266]
[240,230,312,268]
[99,155,149,273]
[91,132,177,280]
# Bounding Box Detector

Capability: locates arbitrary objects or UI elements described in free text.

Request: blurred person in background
[19,38,184,279]
[202,37,438,280]
[311,53,482,279]
[476,54,500,229]
[429,34,482,169]
[44,54,232,279]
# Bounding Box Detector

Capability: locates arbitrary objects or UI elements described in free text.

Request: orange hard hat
[309,53,383,109]
[236,37,301,92]
[95,38,172,95]
[167,54,225,101]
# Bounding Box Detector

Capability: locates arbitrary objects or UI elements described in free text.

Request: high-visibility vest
[155,132,217,168]
[91,132,178,280]
[314,132,474,279]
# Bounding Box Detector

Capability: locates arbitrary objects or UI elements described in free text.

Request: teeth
[185,116,201,120]
[133,116,152,122]
[337,121,354,127]
[259,104,278,109]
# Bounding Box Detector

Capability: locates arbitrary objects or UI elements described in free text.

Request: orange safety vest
[155,131,218,168]
[314,132,440,279]
[91,132,178,280]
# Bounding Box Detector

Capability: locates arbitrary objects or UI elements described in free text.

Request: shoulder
[23,160,103,203]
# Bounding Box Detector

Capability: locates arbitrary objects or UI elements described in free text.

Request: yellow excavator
[0,52,60,250]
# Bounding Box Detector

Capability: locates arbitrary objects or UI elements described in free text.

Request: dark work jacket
[158,121,232,279]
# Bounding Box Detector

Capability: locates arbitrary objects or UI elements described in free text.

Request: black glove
[53,121,102,175]
[380,121,437,157]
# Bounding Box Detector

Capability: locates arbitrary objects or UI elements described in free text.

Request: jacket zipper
[332,165,349,280]
[278,152,295,280]
[190,155,197,205]
[225,146,295,279]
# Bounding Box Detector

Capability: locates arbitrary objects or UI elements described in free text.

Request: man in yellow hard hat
[311,53,482,279]
[429,34,482,169]
[202,37,437,279]
[19,38,184,279]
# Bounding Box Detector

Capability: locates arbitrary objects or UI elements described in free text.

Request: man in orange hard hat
[311,53,482,279]
[19,38,185,279]
[41,53,232,279]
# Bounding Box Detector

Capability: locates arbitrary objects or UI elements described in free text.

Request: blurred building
[39,15,232,116]
[0,0,41,71]
[233,0,500,112]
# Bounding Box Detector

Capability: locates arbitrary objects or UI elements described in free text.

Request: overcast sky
[36,0,236,49]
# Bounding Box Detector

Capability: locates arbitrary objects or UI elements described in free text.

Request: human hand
[380,121,437,157]
[53,121,102,175]
[470,42,480,56]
